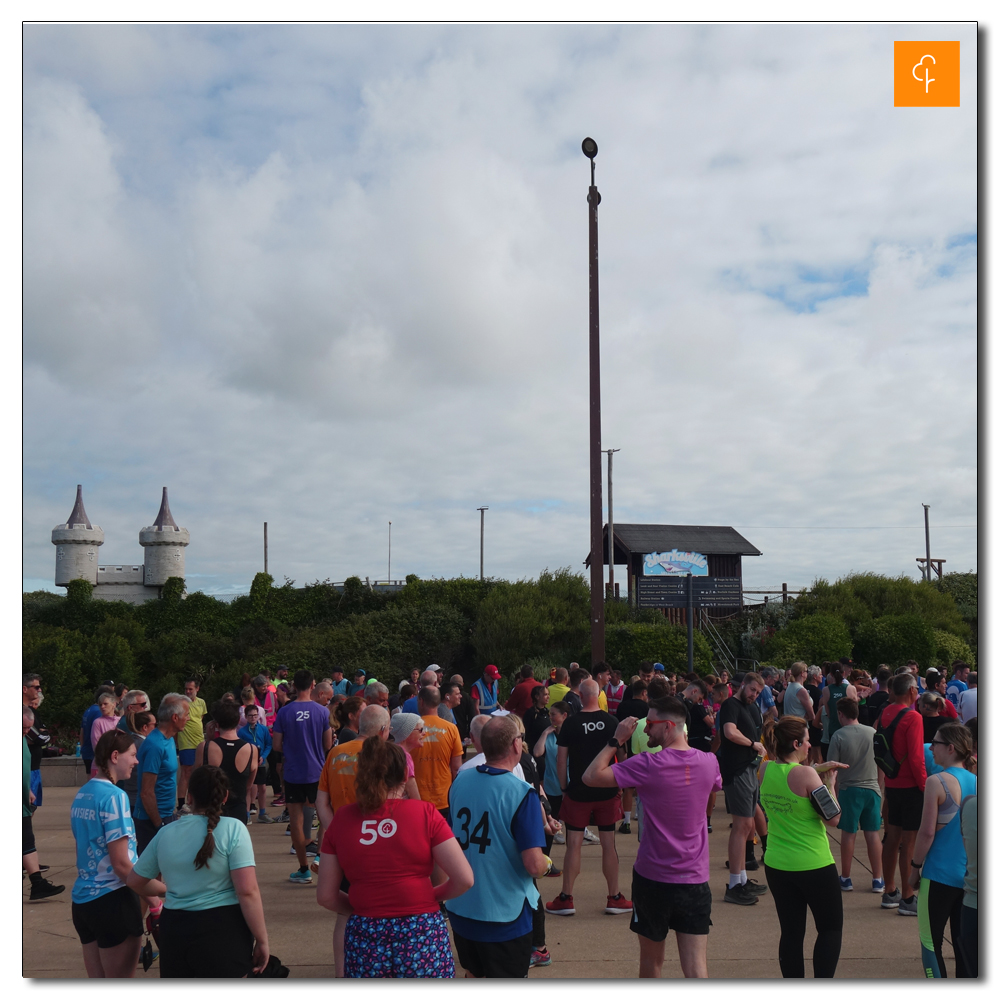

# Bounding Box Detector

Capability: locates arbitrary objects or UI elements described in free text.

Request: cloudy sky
[22,23,978,599]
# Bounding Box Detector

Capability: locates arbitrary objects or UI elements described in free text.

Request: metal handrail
[701,615,737,673]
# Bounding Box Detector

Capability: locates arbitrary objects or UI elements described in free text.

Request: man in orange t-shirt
[413,686,463,821]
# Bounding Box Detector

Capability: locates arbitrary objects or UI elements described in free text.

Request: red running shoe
[546,893,575,916]
[605,893,633,914]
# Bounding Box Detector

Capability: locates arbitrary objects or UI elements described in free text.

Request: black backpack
[873,706,913,778]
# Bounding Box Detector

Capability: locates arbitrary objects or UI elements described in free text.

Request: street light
[584,137,605,664]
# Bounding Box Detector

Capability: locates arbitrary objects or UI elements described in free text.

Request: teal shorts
[837,786,881,833]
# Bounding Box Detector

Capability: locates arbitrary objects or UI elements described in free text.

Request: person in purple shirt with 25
[581,695,724,980]
[272,669,334,885]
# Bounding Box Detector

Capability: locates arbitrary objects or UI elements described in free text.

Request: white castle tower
[139,487,190,587]
[51,485,105,586]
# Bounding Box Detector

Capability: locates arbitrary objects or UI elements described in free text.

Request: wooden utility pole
[263,522,268,575]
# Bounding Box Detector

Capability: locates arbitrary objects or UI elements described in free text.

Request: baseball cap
[653,662,665,672]
[485,664,501,681]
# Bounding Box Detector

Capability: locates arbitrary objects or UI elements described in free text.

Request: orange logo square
[894,41,960,107]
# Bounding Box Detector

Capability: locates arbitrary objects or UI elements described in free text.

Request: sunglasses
[27,684,41,690]
[931,739,952,747]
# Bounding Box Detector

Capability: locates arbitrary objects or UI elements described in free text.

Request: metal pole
[923,504,931,581]
[584,137,605,665]
[263,522,268,575]
[604,448,619,598]
[388,521,391,583]
[687,573,694,674]
[477,507,488,581]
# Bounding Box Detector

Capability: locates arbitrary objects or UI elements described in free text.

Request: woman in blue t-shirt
[71,729,166,977]
[127,766,270,978]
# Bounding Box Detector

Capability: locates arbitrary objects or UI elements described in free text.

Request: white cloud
[22,24,977,595]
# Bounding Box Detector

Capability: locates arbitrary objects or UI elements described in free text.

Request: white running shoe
[583,827,600,844]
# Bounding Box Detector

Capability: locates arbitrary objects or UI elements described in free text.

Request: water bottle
[74,742,81,757]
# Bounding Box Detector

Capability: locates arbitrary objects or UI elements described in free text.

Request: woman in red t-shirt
[316,739,473,978]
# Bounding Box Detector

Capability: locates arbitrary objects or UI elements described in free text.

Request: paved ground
[24,786,937,979]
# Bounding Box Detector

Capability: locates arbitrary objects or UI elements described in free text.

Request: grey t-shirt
[826,723,879,792]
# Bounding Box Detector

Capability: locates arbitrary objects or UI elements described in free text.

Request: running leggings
[764,863,843,978]
[958,905,977,978]
[917,877,969,978]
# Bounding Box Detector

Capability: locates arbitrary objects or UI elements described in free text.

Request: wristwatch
[607,737,622,750]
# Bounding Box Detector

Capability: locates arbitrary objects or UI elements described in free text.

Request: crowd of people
[22,653,978,979]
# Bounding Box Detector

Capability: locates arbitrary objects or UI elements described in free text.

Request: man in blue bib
[471,664,502,716]
[447,714,549,977]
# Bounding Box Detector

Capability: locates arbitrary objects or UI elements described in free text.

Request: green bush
[930,629,976,670]
[852,613,935,669]
[605,622,713,676]
[762,613,852,668]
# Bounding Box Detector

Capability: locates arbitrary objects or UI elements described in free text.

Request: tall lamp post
[603,448,619,598]
[477,507,488,582]
[583,136,605,664]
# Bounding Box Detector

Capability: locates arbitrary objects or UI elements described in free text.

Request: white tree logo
[912,54,936,94]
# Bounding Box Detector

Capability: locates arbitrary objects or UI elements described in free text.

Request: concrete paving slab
[24,786,934,978]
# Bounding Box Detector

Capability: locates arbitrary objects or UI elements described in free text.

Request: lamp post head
[581,137,598,159]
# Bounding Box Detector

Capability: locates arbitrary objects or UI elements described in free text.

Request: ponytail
[354,738,407,815]
[335,696,364,729]
[761,715,808,761]
[934,723,977,770]
[189,766,229,869]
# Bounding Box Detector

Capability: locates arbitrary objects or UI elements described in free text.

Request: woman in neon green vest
[759,715,848,978]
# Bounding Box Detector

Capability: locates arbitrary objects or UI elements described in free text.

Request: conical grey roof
[65,485,92,529]
[152,487,178,529]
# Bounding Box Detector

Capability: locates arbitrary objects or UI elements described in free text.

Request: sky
[22,22,979,599]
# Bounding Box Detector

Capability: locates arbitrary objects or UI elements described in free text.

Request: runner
[582,696,722,978]
[23,705,64,901]
[447,715,549,978]
[546,680,631,917]
[272,670,334,884]
[759,716,847,978]
[177,679,208,811]
[547,667,571,706]
[826,697,884,893]
[195,700,257,823]
[411,685,463,823]
[878,673,926,913]
[505,664,542,715]
[134,693,191,854]
[316,739,472,978]
[718,672,765,905]
[70,729,154,977]
[238,705,274,822]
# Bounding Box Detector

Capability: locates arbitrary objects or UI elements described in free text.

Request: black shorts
[253,761,268,786]
[135,813,179,854]
[885,786,924,831]
[72,886,143,948]
[629,869,713,940]
[452,928,533,979]
[284,780,319,805]
[23,815,36,857]
[158,904,254,978]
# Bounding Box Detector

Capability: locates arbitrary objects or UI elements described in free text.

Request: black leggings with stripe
[764,863,843,978]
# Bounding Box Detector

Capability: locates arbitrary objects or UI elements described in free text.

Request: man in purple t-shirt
[272,669,334,884]
[582,696,724,979]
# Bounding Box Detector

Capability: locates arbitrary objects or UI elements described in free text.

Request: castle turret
[139,487,190,587]
[52,485,105,586]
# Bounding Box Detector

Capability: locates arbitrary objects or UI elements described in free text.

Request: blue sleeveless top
[446,767,540,923]
[923,767,977,888]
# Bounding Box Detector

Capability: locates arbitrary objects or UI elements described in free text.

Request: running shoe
[288,868,313,884]
[310,856,320,874]
[272,796,285,806]
[605,893,633,915]
[278,810,290,823]
[582,828,599,844]
[723,884,759,906]
[618,821,632,834]
[898,896,918,916]
[839,876,854,891]
[552,832,565,845]
[544,866,563,878]
[285,825,292,836]
[23,865,50,874]
[529,948,552,968]
[871,878,885,894]
[305,841,319,856]
[546,893,576,916]
[707,823,712,833]
[744,857,760,872]
[28,878,65,901]
[881,888,902,909]
[744,879,769,895]
[257,813,277,824]
[249,804,257,814]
